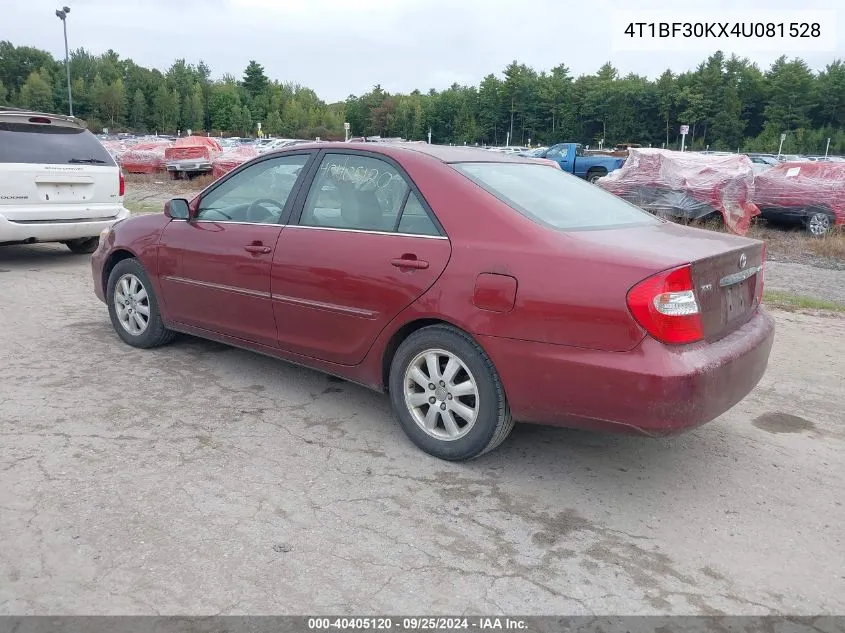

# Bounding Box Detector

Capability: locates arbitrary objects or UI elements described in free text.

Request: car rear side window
[0,122,115,166]
[453,162,659,231]
[300,154,410,232]
[398,192,440,236]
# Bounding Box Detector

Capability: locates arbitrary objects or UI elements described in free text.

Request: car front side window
[196,154,310,224]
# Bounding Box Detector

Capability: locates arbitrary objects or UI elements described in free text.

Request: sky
[4,0,843,103]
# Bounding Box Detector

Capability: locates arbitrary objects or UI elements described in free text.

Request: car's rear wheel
[806,210,833,237]
[388,325,514,461]
[106,258,175,349]
[63,237,99,254]
[587,168,607,184]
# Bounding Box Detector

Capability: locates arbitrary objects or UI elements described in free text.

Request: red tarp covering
[753,162,845,227]
[597,148,760,235]
[212,145,259,180]
[164,136,223,162]
[121,141,173,174]
[100,140,133,165]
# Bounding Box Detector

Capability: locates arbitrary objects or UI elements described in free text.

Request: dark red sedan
[92,143,774,460]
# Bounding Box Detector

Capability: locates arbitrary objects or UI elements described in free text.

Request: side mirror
[164,198,190,220]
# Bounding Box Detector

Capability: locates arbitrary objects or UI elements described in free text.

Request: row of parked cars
[99,134,312,180]
[594,148,844,236]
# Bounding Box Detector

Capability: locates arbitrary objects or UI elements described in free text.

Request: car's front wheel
[388,325,514,461]
[106,258,175,349]
[63,237,99,254]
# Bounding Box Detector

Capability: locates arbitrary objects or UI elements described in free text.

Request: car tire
[806,210,833,237]
[587,169,607,184]
[63,237,99,254]
[388,325,514,461]
[106,258,175,349]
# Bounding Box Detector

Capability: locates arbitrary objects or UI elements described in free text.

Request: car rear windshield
[453,162,659,230]
[0,122,115,166]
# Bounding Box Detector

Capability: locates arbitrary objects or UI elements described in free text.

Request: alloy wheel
[403,348,479,441]
[114,273,150,336]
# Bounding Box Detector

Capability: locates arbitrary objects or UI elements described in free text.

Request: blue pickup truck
[531,143,625,183]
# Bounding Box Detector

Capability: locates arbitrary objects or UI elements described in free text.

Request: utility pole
[55,6,73,117]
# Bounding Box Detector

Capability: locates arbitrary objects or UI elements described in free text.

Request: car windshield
[453,162,659,231]
[0,122,115,165]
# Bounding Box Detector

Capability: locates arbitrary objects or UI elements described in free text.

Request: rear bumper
[0,207,130,244]
[480,308,775,435]
[166,160,212,172]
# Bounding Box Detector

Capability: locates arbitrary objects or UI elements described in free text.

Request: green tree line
[1,41,843,153]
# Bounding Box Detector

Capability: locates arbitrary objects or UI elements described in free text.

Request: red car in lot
[92,143,774,460]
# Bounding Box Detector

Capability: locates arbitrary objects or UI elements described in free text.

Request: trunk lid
[569,220,764,341]
[165,146,212,161]
[691,244,764,340]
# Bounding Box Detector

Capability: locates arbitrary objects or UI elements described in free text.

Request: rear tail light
[755,244,766,306]
[627,265,704,345]
[119,171,125,197]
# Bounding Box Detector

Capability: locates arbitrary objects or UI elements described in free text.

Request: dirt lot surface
[1,244,843,615]
[765,261,845,306]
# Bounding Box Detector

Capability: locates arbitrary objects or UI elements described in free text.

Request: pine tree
[242,60,268,97]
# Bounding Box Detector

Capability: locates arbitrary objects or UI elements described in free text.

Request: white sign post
[778,132,787,158]
[825,137,831,158]
[344,121,350,142]
[680,125,689,151]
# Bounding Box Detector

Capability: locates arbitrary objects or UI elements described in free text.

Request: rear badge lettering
[739,253,747,268]
[700,284,713,293]
[1,195,29,200]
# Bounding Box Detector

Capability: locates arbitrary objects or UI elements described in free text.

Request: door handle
[391,257,429,270]
[244,244,271,254]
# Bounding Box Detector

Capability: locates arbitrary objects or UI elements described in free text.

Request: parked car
[91,143,774,460]
[598,148,760,235]
[211,144,259,180]
[121,140,172,174]
[0,107,128,253]
[165,136,223,179]
[753,161,845,236]
[534,143,625,182]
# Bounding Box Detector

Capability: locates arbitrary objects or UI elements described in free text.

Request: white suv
[0,108,129,253]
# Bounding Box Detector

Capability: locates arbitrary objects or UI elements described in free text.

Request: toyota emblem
[739,253,747,268]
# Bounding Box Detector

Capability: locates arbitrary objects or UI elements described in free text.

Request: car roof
[273,141,539,164]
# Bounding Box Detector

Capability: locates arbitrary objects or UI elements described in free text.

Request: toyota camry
[92,143,774,460]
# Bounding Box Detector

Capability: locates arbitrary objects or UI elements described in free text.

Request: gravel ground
[764,261,845,306]
[0,244,843,616]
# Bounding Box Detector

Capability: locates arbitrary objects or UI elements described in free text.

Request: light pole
[55,6,73,117]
